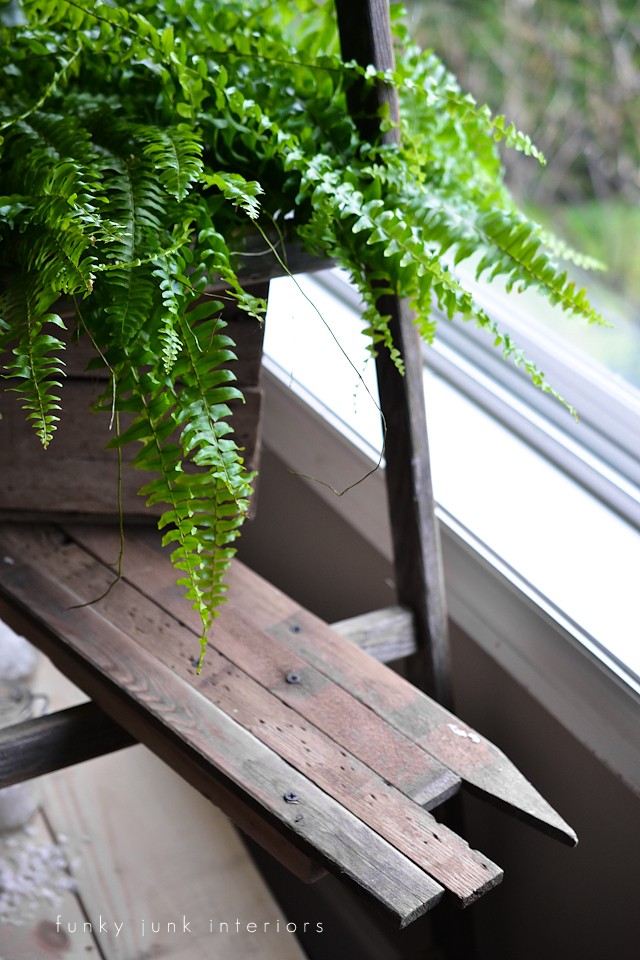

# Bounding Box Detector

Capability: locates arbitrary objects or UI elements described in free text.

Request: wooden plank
[0,702,136,788]
[201,653,500,905]
[334,0,399,142]
[200,629,461,812]
[0,276,267,521]
[60,316,264,383]
[335,0,452,708]
[88,524,577,846]
[0,526,501,905]
[217,544,578,843]
[0,609,324,891]
[64,525,460,809]
[36,655,310,960]
[0,527,501,906]
[14,283,268,384]
[332,605,417,662]
[0,541,444,926]
[11,642,485,905]
[270,607,578,846]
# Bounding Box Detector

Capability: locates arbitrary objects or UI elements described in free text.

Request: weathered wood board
[30,656,310,960]
[81,523,576,846]
[0,382,263,520]
[332,605,417,662]
[0,701,136,788]
[0,525,451,926]
[0,521,577,930]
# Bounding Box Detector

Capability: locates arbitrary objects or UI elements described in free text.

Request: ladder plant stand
[0,0,579,950]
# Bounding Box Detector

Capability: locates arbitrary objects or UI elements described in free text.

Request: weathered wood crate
[0,288,267,522]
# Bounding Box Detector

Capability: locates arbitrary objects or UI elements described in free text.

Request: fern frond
[152,258,184,373]
[535,227,608,273]
[106,291,255,661]
[391,48,546,166]
[89,136,167,345]
[477,210,606,324]
[0,277,66,447]
[204,171,264,221]
[136,124,204,202]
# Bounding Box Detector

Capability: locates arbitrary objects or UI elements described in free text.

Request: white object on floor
[0,621,38,683]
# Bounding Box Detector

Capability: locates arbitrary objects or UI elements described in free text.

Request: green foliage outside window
[405,0,640,369]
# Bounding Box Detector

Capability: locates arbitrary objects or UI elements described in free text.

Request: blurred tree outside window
[404,0,640,392]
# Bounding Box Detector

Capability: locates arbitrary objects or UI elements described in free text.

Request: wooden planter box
[0,239,334,523]
[0,289,267,522]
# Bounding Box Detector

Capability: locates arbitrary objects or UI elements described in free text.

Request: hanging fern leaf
[0,277,66,447]
[106,290,255,664]
[205,171,264,221]
[136,124,204,202]
[152,258,184,373]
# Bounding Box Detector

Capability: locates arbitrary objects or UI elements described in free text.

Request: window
[263,267,640,794]
[265,266,640,682]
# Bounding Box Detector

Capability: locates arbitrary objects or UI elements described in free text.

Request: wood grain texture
[0,615,323,890]
[332,605,418,662]
[69,523,576,844]
[0,383,262,520]
[0,600,322,889]
[200,654,499,905]
[67,524,460,810]
[0,528,445,926]
[26,293,267,384]
[0,527,498,906]
[36,655,310,960]
[0,702,136,788]
[269,607,578,846]
[0,280,267,521]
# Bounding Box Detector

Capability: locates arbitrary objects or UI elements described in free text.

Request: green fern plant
[0,0,606,664]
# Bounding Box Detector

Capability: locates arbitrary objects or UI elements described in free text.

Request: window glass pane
[404,0,640,391]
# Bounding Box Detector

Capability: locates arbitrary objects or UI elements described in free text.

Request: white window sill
[263,272,640,795]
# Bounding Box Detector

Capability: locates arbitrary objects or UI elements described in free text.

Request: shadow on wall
[237,447,396,623]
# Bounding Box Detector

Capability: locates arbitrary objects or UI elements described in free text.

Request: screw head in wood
[285,671,301,684]
[283,791,301,804]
